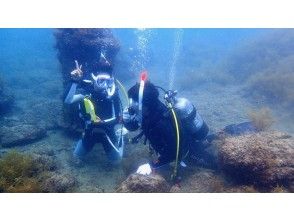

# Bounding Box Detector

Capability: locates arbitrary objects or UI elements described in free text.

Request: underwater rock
[54,28,120,89]
[270,185,290,193]
[222,184,288,193]
[116,173,170,193]
[41,173,76,193]
[31,153,58,172]
[54,28,120,128]
[223,185,258,193]
[0,150,68,193]
[223,122,257,136]
[21,100,66,130]
[187,141,219,170]
[0,151,42,192]
[218,131,294,189]
[0,124,47,147]
[0,97,65,149]
[170,169,226,193]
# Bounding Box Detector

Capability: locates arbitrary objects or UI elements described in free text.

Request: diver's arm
[64,83,85,104]
[102,115,116,124]
[122,107,139,131]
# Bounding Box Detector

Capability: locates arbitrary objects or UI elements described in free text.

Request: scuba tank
[174,97,204,137]
[164,90,208,141]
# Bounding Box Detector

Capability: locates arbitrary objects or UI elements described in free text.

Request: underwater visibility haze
[0,28,293,193]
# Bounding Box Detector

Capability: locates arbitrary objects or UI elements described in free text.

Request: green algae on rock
[218,131,294,191]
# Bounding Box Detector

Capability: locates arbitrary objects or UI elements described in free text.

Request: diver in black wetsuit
[123,72,209,176]
[65,59,124,164]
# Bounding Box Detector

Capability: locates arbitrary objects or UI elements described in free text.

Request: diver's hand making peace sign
[70,60,83,82]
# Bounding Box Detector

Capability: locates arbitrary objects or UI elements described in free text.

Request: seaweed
[247,107,274,131]
[40,173,76,193]
[218,130,293,191]
[0,151,41,192]
[0,151,75,193]
[271,185,289,193]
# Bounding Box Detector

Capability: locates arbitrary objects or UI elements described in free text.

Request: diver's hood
[91,73,116,98]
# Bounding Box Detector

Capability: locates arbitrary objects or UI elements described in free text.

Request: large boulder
[116,173,170,193]
[0,124,47,147]
[0,99,64,147]
[218,131,294,190]
[54,28,120,91]
[54,28,120,129]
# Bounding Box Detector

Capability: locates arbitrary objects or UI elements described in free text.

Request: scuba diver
[123,71,209,180]
[64,55,124,165]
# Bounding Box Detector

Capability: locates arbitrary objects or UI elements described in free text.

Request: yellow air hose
[167,102,180,181]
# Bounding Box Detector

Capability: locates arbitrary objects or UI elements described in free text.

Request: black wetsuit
[127,99,190,168]
[78,84,122,160]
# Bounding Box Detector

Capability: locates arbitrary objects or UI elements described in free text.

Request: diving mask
[91,73,115,98]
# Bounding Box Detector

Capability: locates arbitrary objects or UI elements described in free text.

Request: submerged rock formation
[0,124,47,148]
[116,173,170,193]
[0,99,64,148]
[54,28,120,90]
[170,168,226,193]
[53,28,120,128]
[41,173,76,193]
[218,131,294,190]
[21,100,66,130]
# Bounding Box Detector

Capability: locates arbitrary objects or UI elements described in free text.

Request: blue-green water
[0,28,260,83]
[0,29,293,193]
